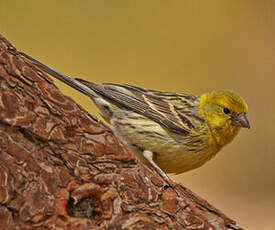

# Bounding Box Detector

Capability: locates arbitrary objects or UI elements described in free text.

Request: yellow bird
[20,52,250,181]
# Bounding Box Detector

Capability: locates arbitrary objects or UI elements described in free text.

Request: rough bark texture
[0,34,243,230]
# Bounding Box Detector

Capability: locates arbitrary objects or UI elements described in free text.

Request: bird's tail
[19,52,98,98]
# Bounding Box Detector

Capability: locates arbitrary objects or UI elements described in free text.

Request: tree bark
[0,34,243,230]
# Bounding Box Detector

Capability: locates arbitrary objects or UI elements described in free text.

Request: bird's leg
[142,150,170,183]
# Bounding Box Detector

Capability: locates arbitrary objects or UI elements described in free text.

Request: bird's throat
[210,124,240,149]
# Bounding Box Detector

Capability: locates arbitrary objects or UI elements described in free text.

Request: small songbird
[20,52,250,181]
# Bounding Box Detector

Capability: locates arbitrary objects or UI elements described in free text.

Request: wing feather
[75,79,203,134]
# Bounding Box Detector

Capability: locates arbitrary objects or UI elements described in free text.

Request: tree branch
[0,34,243,230]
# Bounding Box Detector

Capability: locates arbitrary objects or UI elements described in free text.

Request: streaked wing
[19,52,204,134]
[75,79,204,134]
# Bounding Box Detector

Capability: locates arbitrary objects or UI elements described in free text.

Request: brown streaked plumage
[74,79,204,135]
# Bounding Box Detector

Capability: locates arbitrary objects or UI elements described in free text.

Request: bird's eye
[223,107,231,114]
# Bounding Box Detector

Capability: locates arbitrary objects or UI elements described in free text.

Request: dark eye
[223,107,231,114]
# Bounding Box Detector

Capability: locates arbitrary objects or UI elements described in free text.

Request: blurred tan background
[1,1,274,229]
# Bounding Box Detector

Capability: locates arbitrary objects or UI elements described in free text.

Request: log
[0,34,243,230]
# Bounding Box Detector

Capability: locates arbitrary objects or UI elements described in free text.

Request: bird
[20,52,250,182]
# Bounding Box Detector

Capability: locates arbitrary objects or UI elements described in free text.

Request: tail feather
[20,52,98,98]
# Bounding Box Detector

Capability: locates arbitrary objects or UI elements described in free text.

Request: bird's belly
[111,110,215,174]
[111,111,183,153]
[154,147,216,174]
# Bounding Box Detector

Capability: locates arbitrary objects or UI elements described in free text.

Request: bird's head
[199,91,249,147]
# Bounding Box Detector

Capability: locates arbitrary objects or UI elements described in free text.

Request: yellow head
[199,91,249,148]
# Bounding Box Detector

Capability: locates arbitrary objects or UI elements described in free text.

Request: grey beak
[231,114,250,129]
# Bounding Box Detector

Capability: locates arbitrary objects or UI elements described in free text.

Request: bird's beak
[231,114,250,129]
